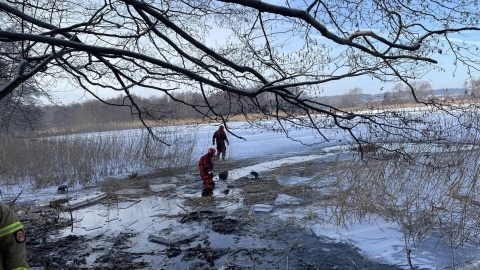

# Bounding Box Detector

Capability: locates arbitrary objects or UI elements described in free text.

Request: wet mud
[18,156,404,269]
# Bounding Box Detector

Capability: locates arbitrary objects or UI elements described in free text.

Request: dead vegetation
[11,141,480,269]
[332,142,480,266]
[184,158,344,210]
[98,177,150,195]
[0,131,196,189]
[231,175,313,206]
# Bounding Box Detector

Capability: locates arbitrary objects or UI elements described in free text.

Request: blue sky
[44,2,480,104]
[48,50,474,104]
[49,48,476,105]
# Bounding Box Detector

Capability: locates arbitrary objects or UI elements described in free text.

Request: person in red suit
[198,148,216,187]
[212,125,229,160]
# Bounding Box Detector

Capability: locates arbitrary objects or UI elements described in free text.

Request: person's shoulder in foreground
[0,202,28,270]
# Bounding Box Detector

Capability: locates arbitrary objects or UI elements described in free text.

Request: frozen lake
[6,119,480,269]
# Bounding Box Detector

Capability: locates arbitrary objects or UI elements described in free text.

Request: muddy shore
[16,155,405,269]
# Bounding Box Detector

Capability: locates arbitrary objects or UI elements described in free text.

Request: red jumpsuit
[212,126,229,159]
[198,152,215,186]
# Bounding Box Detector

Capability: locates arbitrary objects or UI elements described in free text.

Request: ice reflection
[58,196,187,237]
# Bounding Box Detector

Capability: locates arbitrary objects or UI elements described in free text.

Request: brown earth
[15,157,400,269]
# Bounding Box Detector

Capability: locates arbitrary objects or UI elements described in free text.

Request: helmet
[208,148,216,155]
[219,125,224,130]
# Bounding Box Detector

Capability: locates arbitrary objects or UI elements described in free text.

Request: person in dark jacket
[212,125,229,160]
[198,148,216,187]
[0,202,28,270]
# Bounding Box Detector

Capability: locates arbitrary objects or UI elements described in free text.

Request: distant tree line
[2,79,479,135]
[12,89,299,134]
[323,80,480,110]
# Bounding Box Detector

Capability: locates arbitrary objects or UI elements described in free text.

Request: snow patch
[276,175,313,187]
[274,194,302,205]
[250,204,274,213]
[149,184,177,193]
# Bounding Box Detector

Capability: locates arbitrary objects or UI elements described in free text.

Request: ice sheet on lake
[224,154,331,181]
[276,175,313,187]
[148,223,206,246]
[274,194,301,205]
[16,121,480,270]
[149,184,176,192]
[59,196,188,237]
[66,192,107,210]
[113,189,144,196]
[250,204,273,213]
[310,218,406,267]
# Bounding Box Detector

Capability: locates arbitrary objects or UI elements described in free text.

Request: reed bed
[0,128,197,189]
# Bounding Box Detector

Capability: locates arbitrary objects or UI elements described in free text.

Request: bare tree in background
[463,77,480,98]
[341,87,363,109]
[0,0,480,148]
[411,81,434,102]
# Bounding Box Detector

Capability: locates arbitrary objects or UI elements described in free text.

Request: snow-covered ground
[6,120,480,269]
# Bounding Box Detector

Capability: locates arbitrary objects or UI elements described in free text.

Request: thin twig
[9,189,23,207]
